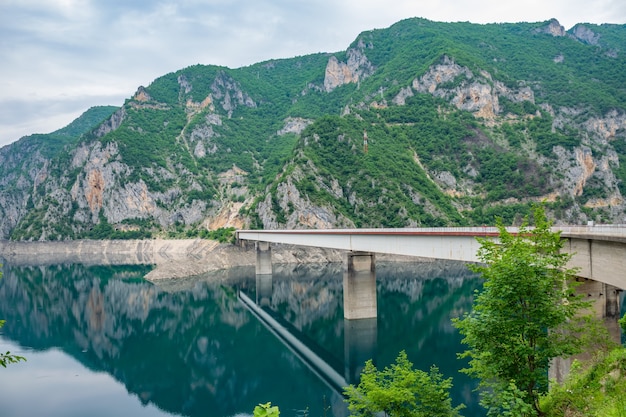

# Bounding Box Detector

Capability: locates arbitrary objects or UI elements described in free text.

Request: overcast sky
[1,0,625,147]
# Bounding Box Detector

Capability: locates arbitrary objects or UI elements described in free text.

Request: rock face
[324,41,375,92]
[572,24,601,45]
[411,55,535,120]
[534,19,566,37]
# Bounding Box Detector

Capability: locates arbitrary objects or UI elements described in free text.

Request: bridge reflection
[240,281,377,393]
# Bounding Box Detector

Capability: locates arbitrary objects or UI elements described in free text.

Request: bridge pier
[577,279,622,342]
[550,278,622,383]
[255,241,272,275]
[343,252,377,320]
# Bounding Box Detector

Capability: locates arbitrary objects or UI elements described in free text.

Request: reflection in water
[0,260,484,417]
[344,317,377,384]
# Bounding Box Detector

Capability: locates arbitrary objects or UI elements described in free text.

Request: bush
[344,350,464,417]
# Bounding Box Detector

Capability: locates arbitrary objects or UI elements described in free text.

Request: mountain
[1,18,625,241]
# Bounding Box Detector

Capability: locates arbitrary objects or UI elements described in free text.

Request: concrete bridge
[236,225,626,321]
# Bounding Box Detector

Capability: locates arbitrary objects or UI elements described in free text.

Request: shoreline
[0,238,437,281]
[0,239,345,280]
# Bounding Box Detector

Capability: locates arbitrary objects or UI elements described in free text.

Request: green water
[0,261,484,417]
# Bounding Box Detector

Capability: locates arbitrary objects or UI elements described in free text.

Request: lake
[0,259,485,416]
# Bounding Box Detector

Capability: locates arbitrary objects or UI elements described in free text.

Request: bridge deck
[236,226,626,289]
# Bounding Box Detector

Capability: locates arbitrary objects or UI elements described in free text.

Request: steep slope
[1,18,626,241]
[0,106,118,238]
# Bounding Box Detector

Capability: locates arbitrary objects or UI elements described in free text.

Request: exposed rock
[133,86,151,102]
[257,166,354,230]
[584,111,626,142]
[535,19,566,37]
[323,44,375,92]
[412,55,473,94]
[434,171,458,189]
[178,75,193,94]
[575,148,597,196]
[94,107,126,138]
[85,169,105,213]
[392,87,414,105]
[451,82,500,118]
[572,24,601,45]
[205,113,222,126]
[207,201,246,230]
[218,166,247,184]
[277,117,312,136]
[211,71,257,116]
[189,124,219,157]
[411,56,541,120]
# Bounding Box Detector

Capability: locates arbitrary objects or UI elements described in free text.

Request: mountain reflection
[0,260,482,417]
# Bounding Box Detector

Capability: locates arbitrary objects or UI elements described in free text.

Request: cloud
[0,0,625,147]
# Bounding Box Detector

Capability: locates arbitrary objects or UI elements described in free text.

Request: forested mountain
[1,18,625,241]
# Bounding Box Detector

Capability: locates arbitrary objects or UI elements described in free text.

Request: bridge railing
[237,225,626,237]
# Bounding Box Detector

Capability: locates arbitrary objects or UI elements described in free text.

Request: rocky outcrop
[571,24,601,45]
[534,19,566,37]
[410,56,534,119]
[323,41,375,92]
[277,117,312,136]
[93,107,126,138]
[584,111,626,142]
[257,165,355,229]
[412,56,473,94]
[211,71,257,116]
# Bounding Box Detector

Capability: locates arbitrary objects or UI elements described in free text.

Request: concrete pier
[255,241,272,275]
[577,279,622,343]
[343,252,377,320]
[549,279,622,383]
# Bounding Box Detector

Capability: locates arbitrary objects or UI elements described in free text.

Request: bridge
[236,225,626,320]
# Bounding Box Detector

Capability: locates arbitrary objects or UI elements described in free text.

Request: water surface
[0,260,483,416]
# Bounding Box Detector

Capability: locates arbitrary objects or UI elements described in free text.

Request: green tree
[453,206,593,416]
[253,402,280,417]
[343,350,464,417]
[0,268,27,368]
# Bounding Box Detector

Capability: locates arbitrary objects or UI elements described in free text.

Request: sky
[1,0,625,147]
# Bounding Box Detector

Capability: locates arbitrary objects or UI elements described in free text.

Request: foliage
[288,106,468,228]
[620,313,626,336]
[11,106,119,161]
[253,402,280,417]
[80,213,153,240]
[343,350,464,417]
[0,320,26,368]
[185,227,236,243]
[452,206,594,416]
[0,269,27,368]
[53,106,119,139]
[541,347,626,417]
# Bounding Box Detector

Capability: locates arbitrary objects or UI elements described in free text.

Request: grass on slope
[541,347,626,416]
